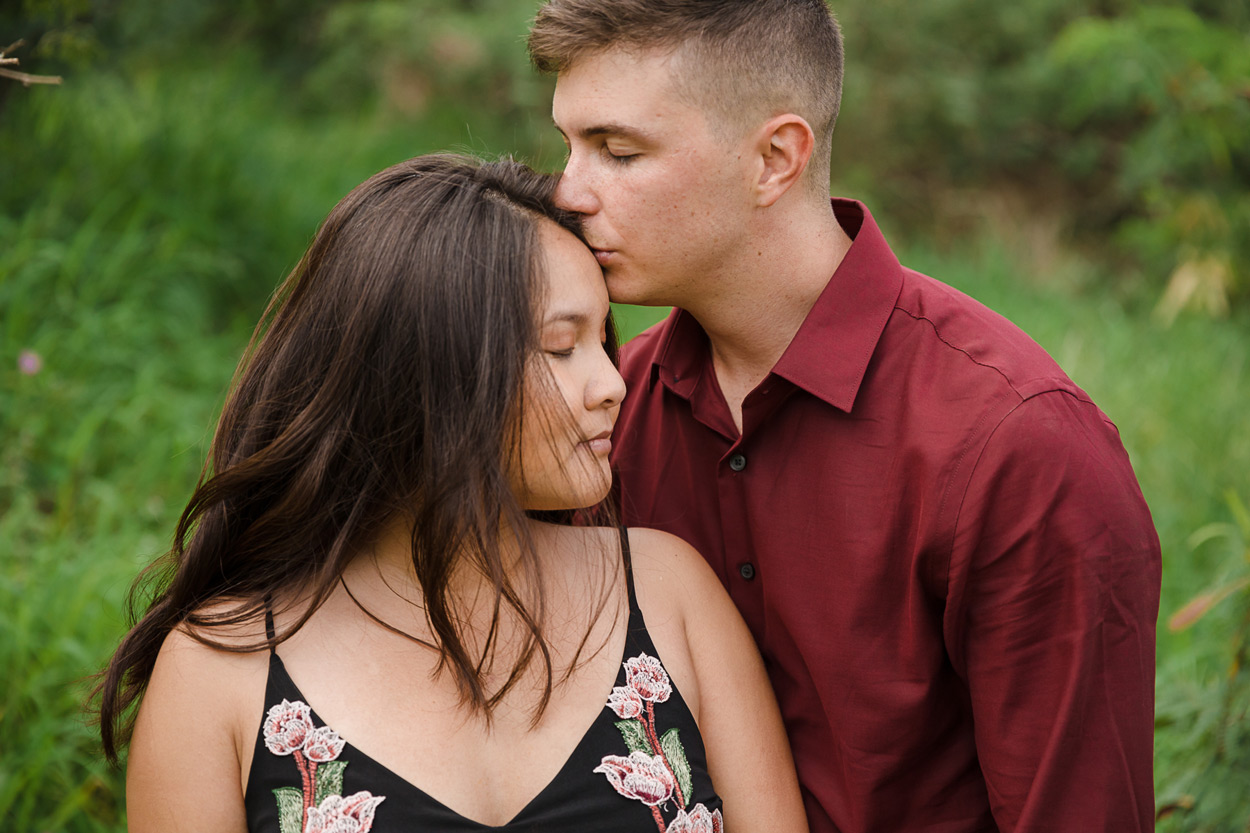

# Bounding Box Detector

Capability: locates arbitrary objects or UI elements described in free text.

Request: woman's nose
[590,357,626,410]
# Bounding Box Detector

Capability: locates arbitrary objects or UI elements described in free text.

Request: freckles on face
[552,49,754,307]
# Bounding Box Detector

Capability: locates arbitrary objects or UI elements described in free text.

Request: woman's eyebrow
[543,311,590,326]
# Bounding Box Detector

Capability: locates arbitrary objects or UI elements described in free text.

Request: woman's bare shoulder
[145,600,272,717]
[622,528,734,719]
[625,527,724,610]
[127,601,273,831]
[622,529,808,832]
[139,600,274,760]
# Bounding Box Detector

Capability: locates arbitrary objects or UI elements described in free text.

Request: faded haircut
[528,0,844,191]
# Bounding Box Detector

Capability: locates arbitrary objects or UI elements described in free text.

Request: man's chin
[605,274,663,308]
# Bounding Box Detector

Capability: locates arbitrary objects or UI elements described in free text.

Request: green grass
[2,54,1248,833]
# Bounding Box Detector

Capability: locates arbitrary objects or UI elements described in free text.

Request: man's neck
[685,198,852,433]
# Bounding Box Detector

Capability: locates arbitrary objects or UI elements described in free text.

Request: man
[529,2,1161,831]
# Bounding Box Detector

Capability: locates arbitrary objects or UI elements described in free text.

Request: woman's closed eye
[542,313,610,360]
[542,327,578,358]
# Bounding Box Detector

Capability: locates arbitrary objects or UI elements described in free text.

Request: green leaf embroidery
[614,719,651,755]
[660,728,693,808]
[314,760,348,805]
[272,785,304,833]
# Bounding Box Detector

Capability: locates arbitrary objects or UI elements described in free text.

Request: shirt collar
[771,199,904,412]
[648,306,706,400]
[649,199,904,413]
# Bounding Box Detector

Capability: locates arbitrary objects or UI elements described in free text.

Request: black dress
[242,529,724,832]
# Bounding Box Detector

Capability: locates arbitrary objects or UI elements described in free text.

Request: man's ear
[752,114,814,208]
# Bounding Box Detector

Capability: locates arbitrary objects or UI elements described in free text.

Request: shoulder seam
[893,305,1015,393]
[891,305,1082,405]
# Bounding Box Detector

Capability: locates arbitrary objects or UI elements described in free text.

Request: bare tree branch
[0,67,63,86]
[0,38,63,86]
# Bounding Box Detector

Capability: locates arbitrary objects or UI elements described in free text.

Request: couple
[99,2,1162,831]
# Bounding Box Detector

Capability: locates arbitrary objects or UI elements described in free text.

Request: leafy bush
[833,0,1250,313]
[1046,7,1250,320]
[309,0,556,159]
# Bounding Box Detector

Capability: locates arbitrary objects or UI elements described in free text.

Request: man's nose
[555,160,598,215]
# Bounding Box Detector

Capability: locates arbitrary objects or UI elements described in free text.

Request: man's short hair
[528,0,844,191]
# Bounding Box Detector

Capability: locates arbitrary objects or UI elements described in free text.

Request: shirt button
[729,453,747,472]
[739,562,756,581]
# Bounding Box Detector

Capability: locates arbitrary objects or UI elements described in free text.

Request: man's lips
[591,248,615,267]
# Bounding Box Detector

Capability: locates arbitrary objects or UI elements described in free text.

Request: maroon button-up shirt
[612,200,1160,833]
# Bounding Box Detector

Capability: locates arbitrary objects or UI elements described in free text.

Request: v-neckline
[265,624,632,830]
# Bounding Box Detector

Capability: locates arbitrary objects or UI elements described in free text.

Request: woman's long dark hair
[95,154,618,763]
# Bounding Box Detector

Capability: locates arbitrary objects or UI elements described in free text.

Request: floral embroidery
[263,698,384,833]
[667,804,724,833]
[304,791,386,833]
[623,654,672,703]
[595,751,676,806]
[264,699,314,756]
[607,685,645,720]
[304,726,347,763]
[596,653,718,833]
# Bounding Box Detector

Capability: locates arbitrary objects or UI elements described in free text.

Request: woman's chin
[519,477,614,514]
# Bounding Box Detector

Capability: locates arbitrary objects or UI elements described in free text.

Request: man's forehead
[551,49,690,133]
[567,43,680,77]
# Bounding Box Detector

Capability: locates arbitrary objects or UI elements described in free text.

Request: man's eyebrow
[552,120,653,142]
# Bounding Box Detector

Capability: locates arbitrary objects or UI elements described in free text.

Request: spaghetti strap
[618,525,639,613]
[262,600,276,650]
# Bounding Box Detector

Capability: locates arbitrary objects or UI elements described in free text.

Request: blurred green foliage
[1048,7,1250,321]
[1,1,1248,830]
[834,0,1250,314]
[1155,492,1250,831]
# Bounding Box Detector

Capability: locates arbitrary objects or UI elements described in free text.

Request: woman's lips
[584,431,613,455]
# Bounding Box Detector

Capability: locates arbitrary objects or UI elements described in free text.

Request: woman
[98,155,807,833]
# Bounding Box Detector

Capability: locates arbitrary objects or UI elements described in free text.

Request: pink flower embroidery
[666,804,724,833]
[264,699,315,756]
[608,685,645,719]
[261,698,383,831]
[302,791,385,833]
[304,726,346,763]
[624,654,672,703]
[594,751,676,806]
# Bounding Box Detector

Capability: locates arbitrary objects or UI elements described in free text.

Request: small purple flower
[18,350,42,376]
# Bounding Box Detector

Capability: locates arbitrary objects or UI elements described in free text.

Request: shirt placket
[714,381,788,635]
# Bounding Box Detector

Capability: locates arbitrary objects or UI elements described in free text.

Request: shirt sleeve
[943,389,1161,832]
